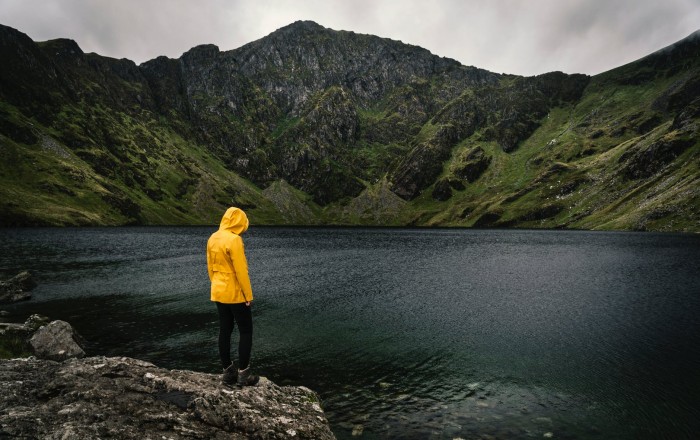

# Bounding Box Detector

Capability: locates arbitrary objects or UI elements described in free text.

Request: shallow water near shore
[2,227,699,439]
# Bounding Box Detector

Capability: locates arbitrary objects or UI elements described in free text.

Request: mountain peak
[278,20,325,32]
[264,20,331,40]
[37,38,84,56]
[180,43,219,63]
[682,29,700,42]
[649,28,700,56]
[1,21,698,231]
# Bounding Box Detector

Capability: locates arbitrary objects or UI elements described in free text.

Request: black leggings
[215,302,253,370]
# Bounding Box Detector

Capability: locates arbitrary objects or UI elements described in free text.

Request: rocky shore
[0,355,335,439]
[0,271,336,439]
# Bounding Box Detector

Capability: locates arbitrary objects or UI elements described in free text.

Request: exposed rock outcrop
[0,271,36,303]
[0,314,50,336]
[387,73,589,200]
[454,146,492,183]
[431,178,454,201]
[0,314,51,359]
[619,134,695,179]
[0,356,335,439]
[272,86,365,204]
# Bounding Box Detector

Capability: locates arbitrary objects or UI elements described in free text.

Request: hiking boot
[222,363,237,387]
[237,366,259,388]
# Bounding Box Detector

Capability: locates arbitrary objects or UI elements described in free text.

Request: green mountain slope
[0,22,698,231]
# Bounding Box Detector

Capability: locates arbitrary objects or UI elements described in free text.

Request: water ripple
[2,227,700,439]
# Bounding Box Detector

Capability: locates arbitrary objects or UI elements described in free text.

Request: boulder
[0,271,36,303]
[23,313,51,331]
[0,356,335,439]
[29,320,86,361]
[0,314,49,338]
[0,315,49,358]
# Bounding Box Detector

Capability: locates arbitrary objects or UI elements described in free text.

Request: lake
[1,227,699,439]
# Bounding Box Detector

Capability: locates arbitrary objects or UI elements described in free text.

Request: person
[206,207,259,388]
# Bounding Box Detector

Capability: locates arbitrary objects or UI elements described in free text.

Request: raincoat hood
[219,207,249,235]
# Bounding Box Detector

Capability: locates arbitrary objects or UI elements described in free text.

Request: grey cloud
[0,0,698,75]
[539,0,700,74]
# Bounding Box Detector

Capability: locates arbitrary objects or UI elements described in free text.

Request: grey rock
[0,271,36,303]
[0,317,39,357]
[274,86,365,204]
[431,178,453,201]
[23,313,51,331]
[0,322,31,337]
[0,313,47,335]
[454,147,492,183]
[0,356,335,439]
[618,135,695,180]
[29,320,86,361]
[389,125,461,200]
[0,315,49,338]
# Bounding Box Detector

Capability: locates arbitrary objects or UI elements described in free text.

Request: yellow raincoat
[207,207,253,304]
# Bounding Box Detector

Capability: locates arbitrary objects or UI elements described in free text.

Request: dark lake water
[1,227,699,439]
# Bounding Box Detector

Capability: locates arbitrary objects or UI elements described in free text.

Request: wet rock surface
[0,271,36,304]
[0,356,335,439]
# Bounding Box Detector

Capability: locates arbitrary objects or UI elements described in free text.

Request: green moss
[0,333,32,359]
[271,117,301,139]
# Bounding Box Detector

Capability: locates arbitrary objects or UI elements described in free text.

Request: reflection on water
[1,227,700,439]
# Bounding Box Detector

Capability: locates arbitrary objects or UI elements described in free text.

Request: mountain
[0,21,698,231]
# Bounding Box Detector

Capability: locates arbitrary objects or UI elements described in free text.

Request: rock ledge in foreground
[0,356,335,439]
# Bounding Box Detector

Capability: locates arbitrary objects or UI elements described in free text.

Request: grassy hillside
[0,22,698,231]
[0,100,284,226]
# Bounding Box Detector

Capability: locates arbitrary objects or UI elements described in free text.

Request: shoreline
[0,313,336,439]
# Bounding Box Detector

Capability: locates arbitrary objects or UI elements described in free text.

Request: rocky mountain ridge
[0,21,698,231]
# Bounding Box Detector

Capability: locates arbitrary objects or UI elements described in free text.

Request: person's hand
[245,301,251,306]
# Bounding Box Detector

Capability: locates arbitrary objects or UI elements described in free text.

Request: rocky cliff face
[141,20,501,203]
[0,21,698,231]
[388,71,590,199]
[219,21,488,112]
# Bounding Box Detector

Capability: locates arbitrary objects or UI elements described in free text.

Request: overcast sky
[1,0,699,76]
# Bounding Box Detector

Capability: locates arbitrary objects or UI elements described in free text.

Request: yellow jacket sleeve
[230,234,253,302]
[206,242,214,281]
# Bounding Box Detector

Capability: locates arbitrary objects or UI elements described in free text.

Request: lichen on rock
[0,356,335,439]
[29,319,86,361]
